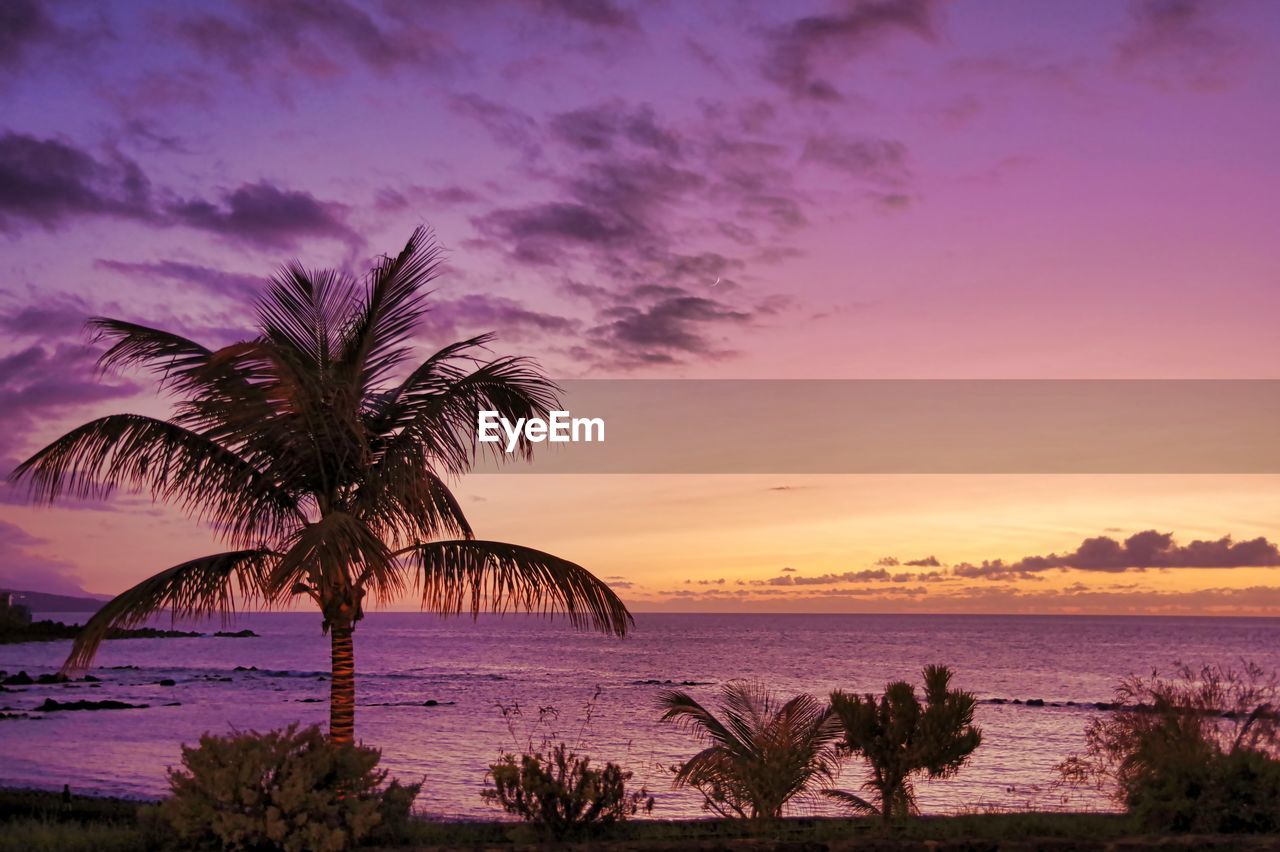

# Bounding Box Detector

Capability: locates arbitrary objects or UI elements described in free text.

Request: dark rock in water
[163,702,182,706]
[424,700,438,707]
[987,698,1007,705]
[82,674,101,682]
[297,698,321,703]
[2,620,203,644]
[213,629,258,638]
[1095,702,1116,711]
[36,699,150,712]
[234,665,258,672]
[107,665,139,670]
[157,679,177,687]
[1026,698,1045,707]
[36,673,69,684]
[0,712,33,720]
[3,671,34,685]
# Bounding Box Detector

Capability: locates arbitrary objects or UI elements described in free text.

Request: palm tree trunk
[329,623,356,745]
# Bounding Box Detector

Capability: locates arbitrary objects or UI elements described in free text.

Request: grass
[3,788,1279,850]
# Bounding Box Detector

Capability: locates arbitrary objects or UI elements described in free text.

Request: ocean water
[3,612,1279,819]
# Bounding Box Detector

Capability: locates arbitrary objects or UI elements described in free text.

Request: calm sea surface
[3,612,1279,818]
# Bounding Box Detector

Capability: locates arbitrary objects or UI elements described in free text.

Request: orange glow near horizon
[9,472,1280,617]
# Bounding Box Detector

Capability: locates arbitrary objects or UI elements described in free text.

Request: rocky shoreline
[0,620,258,645]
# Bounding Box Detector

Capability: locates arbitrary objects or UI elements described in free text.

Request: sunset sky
[2,0,1280,614]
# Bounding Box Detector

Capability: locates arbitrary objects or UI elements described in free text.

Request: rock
[163,702,182,706]
[424,700,438,707]
[35,699,150,712]
[82,675,101,682]
[297,698,322,703]
[157,679,177,687]
[234,665,258,672]
[36,673,69,684]
[1095,702,1116,711]
[3,671,34,685]
[1026,698,1045,707]
[213,629,258,638]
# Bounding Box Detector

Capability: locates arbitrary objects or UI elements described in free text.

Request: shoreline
[1,787,1272,851]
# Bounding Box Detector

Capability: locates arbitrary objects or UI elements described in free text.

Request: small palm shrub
[826,665,982,823]
[481,743,652,838]
[659,681,841,819]
[156,724,419,852]
[1059,661,1280,833]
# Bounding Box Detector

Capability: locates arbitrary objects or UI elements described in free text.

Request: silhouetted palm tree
[658,681,841,819]
[9,228,631,745]
[825,665,981,823]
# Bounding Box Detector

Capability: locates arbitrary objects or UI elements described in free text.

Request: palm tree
[8,228,631,745]
[825,665,981,823]
[658,681,842,819]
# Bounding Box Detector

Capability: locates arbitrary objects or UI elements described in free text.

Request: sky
[2,0,1280,614]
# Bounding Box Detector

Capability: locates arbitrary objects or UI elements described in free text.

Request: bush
[659,682,841,819]
[155,724,420,852]
[1127,744,1280,833]
[826,665,982,823]
[481,743,652,838]
[1059,661,1280,833]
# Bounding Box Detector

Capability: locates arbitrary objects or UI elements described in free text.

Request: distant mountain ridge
[2,590,109,613]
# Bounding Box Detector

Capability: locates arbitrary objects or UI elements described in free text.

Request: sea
[3,612,1278,819]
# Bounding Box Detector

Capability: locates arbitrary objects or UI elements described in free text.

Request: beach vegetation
[1058,661,1280,833]
[154,723,418,851]
[481,743,652,838]
[658,680,842,819]
[825,664,982,823]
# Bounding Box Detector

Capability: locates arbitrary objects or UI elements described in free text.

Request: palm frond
[370,355,562,476]
[89,319,214,387]
[659,681,841,819]
[62,549,276,672]
[265,511,398,605]
[351,464,473,549]
[659,689,741,749]
[397,540,631,636]
[8,414,303,546]
[819,789,879,815]
[258,263,358,371]
[340,226,444,391]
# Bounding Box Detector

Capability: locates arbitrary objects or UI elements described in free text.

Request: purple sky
[3,0,1280,609]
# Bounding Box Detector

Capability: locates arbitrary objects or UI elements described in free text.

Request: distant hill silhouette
[3,590,108,613]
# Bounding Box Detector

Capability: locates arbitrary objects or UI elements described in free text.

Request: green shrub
[1060,661,1280,833]
[481,742,652,838]
[826,665,982,823]
[1127,746,1280,833]
[658,682,841,819]
[155,723,420,851]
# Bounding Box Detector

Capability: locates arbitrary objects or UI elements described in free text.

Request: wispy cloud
[762,0,939,100]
